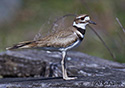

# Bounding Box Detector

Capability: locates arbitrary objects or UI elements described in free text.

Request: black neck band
[73,26,86,41]
[73,26,86,35]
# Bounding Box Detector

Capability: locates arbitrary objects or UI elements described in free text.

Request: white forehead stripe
[76,15,85,19]
[76,15,90,20]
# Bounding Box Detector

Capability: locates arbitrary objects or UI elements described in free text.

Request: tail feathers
[6,41,37,50]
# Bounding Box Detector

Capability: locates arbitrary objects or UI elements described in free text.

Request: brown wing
[36,30,78,48]
[6,28,78,50]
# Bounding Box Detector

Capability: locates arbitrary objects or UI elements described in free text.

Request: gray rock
[0,50,125,88]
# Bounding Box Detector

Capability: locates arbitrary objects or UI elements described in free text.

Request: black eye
[81,18,84,20]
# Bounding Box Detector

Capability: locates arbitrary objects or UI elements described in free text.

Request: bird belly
[59,39,81,51]
[35,40,81,52]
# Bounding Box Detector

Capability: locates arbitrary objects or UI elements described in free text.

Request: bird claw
[63,76,77,80]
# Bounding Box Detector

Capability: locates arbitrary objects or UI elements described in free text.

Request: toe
[63,77,77,80]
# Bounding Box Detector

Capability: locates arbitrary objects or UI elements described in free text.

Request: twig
[88,25,116,60]
[50,14,116,61]
[116,17,125,34]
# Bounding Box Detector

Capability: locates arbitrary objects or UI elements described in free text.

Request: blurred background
[0,0,124,62]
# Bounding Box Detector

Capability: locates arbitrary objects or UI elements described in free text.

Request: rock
[0,50,125,88]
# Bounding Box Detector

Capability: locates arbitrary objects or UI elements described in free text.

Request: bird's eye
[81,18,84,20]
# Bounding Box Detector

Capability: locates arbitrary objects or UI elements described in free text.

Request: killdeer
[6,14,96,80]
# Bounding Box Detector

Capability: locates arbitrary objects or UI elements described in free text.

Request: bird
[6,14,96,80]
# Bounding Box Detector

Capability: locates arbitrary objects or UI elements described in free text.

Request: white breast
[73,22,88,29]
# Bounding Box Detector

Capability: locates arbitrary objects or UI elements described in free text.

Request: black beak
[88,20,96,25]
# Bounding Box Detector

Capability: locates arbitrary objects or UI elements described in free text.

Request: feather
[6,41,37,50]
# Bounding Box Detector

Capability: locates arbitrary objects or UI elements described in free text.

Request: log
[0,50,125,88]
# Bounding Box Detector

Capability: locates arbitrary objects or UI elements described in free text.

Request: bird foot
[63,76,77,80]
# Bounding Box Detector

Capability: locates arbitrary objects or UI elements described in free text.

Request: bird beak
[88,20,96,25]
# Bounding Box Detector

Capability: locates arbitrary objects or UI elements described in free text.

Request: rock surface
[0,50,125,88]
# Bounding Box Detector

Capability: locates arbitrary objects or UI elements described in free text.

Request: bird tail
[6,41,37,50]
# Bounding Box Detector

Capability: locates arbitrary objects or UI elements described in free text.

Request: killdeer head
[73,14,96,29]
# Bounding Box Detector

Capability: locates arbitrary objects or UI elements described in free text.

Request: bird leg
[61,51,77,80]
